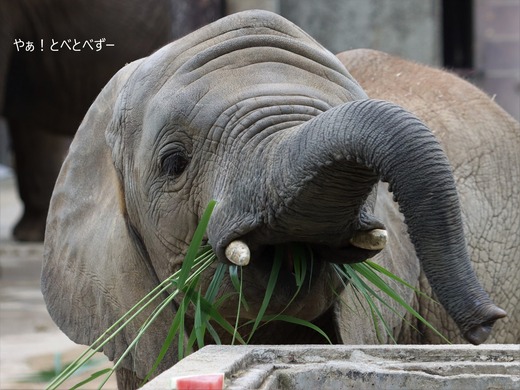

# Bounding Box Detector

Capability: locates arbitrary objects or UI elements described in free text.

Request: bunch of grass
[46,200,447,389]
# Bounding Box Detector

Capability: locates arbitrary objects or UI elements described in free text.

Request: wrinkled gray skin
[42,11,512,389]
[0,0,223,241]
[336,49,519,346]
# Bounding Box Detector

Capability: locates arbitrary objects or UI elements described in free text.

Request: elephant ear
[42,59,176,378]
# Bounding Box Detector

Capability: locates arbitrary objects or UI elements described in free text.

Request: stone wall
[143,344,520,389]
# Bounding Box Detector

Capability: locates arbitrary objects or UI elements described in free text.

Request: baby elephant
[42,10,517,389]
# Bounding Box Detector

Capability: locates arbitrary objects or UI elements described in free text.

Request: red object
[173,373,224,390]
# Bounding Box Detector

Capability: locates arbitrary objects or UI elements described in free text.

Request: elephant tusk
[225,240,250,266]
[350,229,388,251]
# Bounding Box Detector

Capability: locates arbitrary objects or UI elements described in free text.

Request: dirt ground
[0,170,116,389]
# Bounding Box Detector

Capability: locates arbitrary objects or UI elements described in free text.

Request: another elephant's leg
[9,120,71,241]
[116,367,143,390]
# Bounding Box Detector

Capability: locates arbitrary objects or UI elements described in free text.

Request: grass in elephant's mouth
[46,200,448,389]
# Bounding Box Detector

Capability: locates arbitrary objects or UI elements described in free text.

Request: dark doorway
[442,0,474,70]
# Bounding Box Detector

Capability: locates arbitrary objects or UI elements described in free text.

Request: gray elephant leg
[9,120,71,241]
[116,367,142,390]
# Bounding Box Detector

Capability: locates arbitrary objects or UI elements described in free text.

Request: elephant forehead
[172,34,352,88]
[121,10,368,149]
[142,10,336,78]
[126,10,365,109]
[144,61,356,137]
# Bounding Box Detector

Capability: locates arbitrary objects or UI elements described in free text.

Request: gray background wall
[227,0,520,121]
[228,0,442,65]
[280,0,441,65]
[474,0,519,120]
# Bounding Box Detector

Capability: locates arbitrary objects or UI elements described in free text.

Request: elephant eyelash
[161,150,190,178]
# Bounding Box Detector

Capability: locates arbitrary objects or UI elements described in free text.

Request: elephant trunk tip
[463,305,507,345]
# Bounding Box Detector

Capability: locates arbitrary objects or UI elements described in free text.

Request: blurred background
[1,0,518,388]
[1,0,519,240]
[1,0,519,174]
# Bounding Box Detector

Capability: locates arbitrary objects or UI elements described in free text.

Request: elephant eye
[161,150,189,178]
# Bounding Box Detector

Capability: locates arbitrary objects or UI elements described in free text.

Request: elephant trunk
[209,99,506,344]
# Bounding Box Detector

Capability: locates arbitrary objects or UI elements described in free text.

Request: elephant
[41,10,516,389]
[0,0,223,241]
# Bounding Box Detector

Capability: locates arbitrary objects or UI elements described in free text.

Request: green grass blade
[240,243,313,338]
[365,261,439,304]
[206,320,223,345]
[347,267,421,336]
[177,296,187,361]
[335,263,432,343]
[191,261,225,349]
[177,200,217,288]
[351,262,450,343]
[47,201,218,389]
[205,262,226,303]
[104,203,219,385]
[66,368,111,390]
[349,269,396,342]
[335,264,395,342]
[246,247,282,343]
[46,277,178,389]
[141,298,185,384]
[332,271,371,321]
[183,285,247,345]
[364,261,416,289]
[230,265,244,345]
[106,290,185,387]
[229,265,250,311]
[194,286,205,349]
[49,249,213,388]
[143,255,217,374]
[263,243,308,319]
[260,314,332,344]
[229,265,240,292]
[291,244,308,288]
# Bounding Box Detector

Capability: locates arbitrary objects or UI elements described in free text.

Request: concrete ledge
[142,344,519,389]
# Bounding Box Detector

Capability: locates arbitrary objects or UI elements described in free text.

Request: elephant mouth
[208,202,388,319]
[212,231,385,321]
[308,242,383,265]
[221,227,388,268]
[249,241,382,291]
[251,243,381,276]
